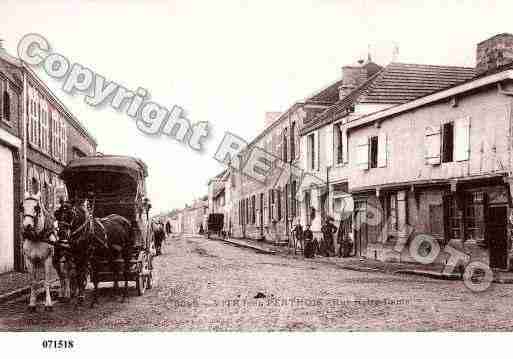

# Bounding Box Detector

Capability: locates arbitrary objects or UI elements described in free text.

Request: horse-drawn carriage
[206,213,224,239]
[60,155,154,296]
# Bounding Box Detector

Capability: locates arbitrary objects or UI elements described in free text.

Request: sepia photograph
[1,0,513,356]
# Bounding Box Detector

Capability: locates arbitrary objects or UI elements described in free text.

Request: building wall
[346,83,513,268]
[24,77,97,214]
[348,85,512,191]
[0,61,23,272]
[230,107,303,243]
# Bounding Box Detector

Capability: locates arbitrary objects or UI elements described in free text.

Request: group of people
[292,216,353,259]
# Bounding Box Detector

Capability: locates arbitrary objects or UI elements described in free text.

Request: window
[40,106,49,153]
[465,192,485,242]
[334,123,343,165]
[290,122,296,160]
[445,195,462,240]
[307,133,315,170]
[277,189,282,221]
[442,122,454,163]
[60,118,67,164]
[246,198,250,225]
[270,189,275,221]
[370,136,378,168]
[291,180,297,217]
[251,195,256,224]
[3,91,10,122]
[239,200,242,225]
[268,189,272,222]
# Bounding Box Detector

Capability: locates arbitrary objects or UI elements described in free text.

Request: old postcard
[0,0,512,356]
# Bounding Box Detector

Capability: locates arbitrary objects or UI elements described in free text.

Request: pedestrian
[337,214,353,257]
[291,220,304,253]
[320,216,337,257]
[303,224,316,258]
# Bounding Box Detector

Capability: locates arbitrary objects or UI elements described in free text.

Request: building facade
[300,60,476,249]
[24,66,97,212]
[229,106,305,243]
[0,49,23,273]
[345,33,513,270]
[0,45,97,272]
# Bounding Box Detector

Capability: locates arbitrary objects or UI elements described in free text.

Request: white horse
[21,191,62,311]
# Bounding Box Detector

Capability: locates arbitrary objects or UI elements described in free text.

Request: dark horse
[152,221,165,256]
[55,199,133,307]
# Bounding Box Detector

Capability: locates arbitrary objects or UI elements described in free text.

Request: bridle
[57,204,108,249]
[21,196,42,230]
[58,205,88,241]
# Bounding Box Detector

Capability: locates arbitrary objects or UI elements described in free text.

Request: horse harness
[22,197,56,244]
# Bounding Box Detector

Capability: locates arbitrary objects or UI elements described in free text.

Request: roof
[61,155,148,178]
[347,64,513,132]
[302,62,476,134]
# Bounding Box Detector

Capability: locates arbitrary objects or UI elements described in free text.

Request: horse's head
[55,200,74,241]
[21,192,43,238]
[55,199,89,246]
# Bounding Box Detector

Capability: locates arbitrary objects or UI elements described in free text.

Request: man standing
[320,216,337,257]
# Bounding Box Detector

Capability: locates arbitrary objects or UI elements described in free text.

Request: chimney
[338,63,368,99]
[476,33,513,75]
[264,111,282,128]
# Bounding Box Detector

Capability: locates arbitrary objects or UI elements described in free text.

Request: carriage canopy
[60,155,150,247]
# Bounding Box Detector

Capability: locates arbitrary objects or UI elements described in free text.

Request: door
[486,205,508,269]
[354,200,368,257]
[0,145,13,273]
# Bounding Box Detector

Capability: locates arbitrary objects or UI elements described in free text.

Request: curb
[198,235,513,284]
[0,279,60,304]
[393,269,461,280]
[210,236,277,255]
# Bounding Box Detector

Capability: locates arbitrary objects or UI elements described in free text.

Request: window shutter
[377,133,388,168]
[356,137,369,170]
[454,117,470,161]
[425,125,441,165]
[316,131,320,171]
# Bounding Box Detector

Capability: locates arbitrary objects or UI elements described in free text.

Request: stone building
[180,199,208,235]
[300,59,476,248]
[345,33,513,270]
[228,80,344,244]
[0,45,97,272]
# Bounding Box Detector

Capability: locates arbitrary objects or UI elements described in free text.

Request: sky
[2,0,513,214]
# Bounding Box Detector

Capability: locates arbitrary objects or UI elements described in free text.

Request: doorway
[354,200,368,257]
[486,205,508,269]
